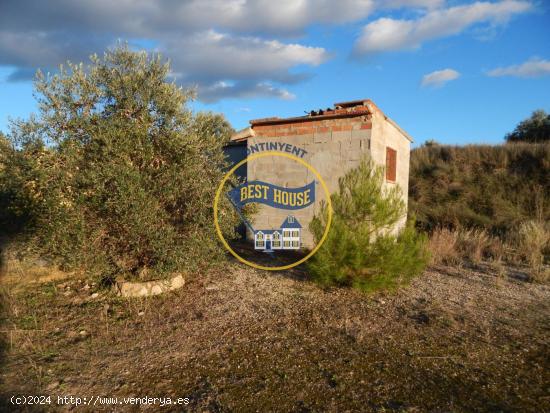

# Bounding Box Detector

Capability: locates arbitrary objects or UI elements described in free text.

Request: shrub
[457,228,491,264]
[308,158,429,293]
[516,220,550,282]
[428,223,549,282]
[430,226,508,265]
[0,133,35,235]
[413,141,549,281]
[484,235,506,263]
[505,109,550,143]
[4,45,240,282]
[428,227,460,265]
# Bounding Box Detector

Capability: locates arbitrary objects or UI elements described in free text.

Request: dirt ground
[0,259,549,412]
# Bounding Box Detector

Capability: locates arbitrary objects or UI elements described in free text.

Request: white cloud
[198,81,296,103]
[0,0,533,102]
[421,68,460,87]
[0,0,378,38]
[487,57,550,78]
[1,0,364,101]
[163,30,328,101]
[209,0,376,33]
[380,0,444,10]
[167,31,329,83]
[354,0,532,55]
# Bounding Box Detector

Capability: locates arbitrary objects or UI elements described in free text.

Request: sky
[0,0,549,146]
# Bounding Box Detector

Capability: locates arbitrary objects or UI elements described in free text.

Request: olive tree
[7,45,239,282]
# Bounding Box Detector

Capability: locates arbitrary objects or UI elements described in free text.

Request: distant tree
[0,131,8,163]
[5,45,240,282]
[423,139,440,147]
[505,110,550,143]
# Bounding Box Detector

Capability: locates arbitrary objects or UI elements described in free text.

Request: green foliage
[410,142,550,236]
[0,133,36,234]
[2,45,239,282]
[505,110,550,143]
[423,139,440,147]
[308,158,429,293]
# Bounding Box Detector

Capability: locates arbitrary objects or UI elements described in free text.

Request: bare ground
[0,261,549,412]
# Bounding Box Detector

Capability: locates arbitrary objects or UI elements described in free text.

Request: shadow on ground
[228,239,311,281]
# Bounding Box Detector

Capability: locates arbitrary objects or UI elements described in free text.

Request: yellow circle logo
[213,151,332,271]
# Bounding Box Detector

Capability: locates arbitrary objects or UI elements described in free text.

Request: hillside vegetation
[410,142,549,280]
[410,142,549,235]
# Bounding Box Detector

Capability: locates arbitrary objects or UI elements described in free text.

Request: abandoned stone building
[226,99,412,248]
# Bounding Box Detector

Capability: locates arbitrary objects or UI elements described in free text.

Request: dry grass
[484,235,506,264]
[428,227,460,265]
[457,228,492,264]
[516,221,550,283]
[429,227,503,265]
[410,142,550,234]
[429,224,549,282]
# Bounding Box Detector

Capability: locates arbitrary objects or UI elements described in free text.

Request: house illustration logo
[254,215,302,251]
[213,151,333,271]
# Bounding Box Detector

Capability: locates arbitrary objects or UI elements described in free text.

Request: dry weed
[516,221,550,282]
[428,228,460,265]
[457,228,490,264]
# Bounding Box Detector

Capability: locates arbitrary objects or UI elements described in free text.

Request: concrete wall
[245,110,410,247]
[247,117,372,247]
[368,107,411,231]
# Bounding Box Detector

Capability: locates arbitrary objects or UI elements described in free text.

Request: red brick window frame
[386,147,397,182]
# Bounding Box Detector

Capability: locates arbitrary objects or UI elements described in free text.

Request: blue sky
[1,0,549,146]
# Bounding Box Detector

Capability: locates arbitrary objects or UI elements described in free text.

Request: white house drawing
[254,216,302,251]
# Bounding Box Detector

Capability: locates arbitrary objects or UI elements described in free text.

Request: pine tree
[308,157,429,293]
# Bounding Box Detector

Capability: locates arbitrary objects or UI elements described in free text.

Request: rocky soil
[1,261,549,412]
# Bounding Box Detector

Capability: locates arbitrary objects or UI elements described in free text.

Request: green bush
[505,110,550,143]
[3,45,240,282]
[0,133,35,235]
[308,158,429,293]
